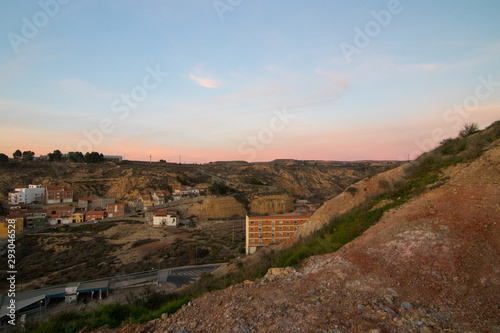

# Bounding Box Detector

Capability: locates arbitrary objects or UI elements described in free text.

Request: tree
[0,153,8,164]
[84,151,104,163]
[67,151,84,162]
[48,149,63,161]
[13,150,22,159]
[208,181,231,196]
[22,151,35,161]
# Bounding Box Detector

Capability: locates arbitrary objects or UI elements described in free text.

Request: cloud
[188,69,221,88]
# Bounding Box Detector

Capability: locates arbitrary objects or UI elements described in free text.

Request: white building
[152,209,177,227]
[8,185,45,204]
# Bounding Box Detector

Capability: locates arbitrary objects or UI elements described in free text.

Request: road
[159,263,223,289]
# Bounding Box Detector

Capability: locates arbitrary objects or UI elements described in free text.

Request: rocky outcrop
[186,196,246,220]
[249,194,294,215]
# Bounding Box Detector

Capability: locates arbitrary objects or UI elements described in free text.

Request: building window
[294,226,298,230]
[250,240,254,243]
[258,240,262,244]
[294,221,298,225]
[258,228,262,232]
[271,233,275,237]
[250,221,254,225]
[272,221,275,226]
[258,234,262,238]
[258,221,262,226]
[279,220,283,224]
[286,226,290,230]
[286,233,290,236]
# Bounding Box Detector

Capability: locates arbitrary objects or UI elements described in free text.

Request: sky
[0,0,499,163]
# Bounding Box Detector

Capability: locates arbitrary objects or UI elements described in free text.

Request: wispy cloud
[188,67,221,88]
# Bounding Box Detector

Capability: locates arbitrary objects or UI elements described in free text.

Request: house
[106,203,125,218]
[25,209,47,228]
[173,186,200,197]
[78,196,98,210]
[152,209,177,227]
[151,191,167,206]
[72,208,86,223]
[46,186,73,204]
[89,198,115,210]
[85,208,106,221]
[8,185,45,204]
[0,216,24,238]
[47,206,75,225]
[245,214,312,255]
[139,195,153,210]
[194,183,210,195]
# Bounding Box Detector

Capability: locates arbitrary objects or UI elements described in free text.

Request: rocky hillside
[0,159,400,204]
[113,122,500,332]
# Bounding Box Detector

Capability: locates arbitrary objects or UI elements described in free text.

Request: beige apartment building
[245,214,311,254]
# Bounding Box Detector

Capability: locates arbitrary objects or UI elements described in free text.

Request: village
[0,183,208,238]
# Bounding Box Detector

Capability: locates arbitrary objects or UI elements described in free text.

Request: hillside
[110,122,500,332]
[0,159,400,206]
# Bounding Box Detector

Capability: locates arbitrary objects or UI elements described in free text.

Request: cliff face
[185,196,246,220]
[248,194,295,215]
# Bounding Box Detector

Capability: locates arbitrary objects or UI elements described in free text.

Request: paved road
[159,264,223,289]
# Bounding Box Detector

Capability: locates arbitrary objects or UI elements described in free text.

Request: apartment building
[8,185,45,204]
[47,206,75,225]
[46,186,73,204]
[106,203,125,218]
[245,214,311,255]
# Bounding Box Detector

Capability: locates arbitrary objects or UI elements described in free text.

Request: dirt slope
[119,140,500,332]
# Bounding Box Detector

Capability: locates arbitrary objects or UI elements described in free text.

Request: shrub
[345,186,358,196]
[459,122,479,138]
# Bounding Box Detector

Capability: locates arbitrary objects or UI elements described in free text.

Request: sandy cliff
[185,196,246,220]
[248,194,295,215]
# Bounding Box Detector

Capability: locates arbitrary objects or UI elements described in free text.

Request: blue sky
[0,0,499,162]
